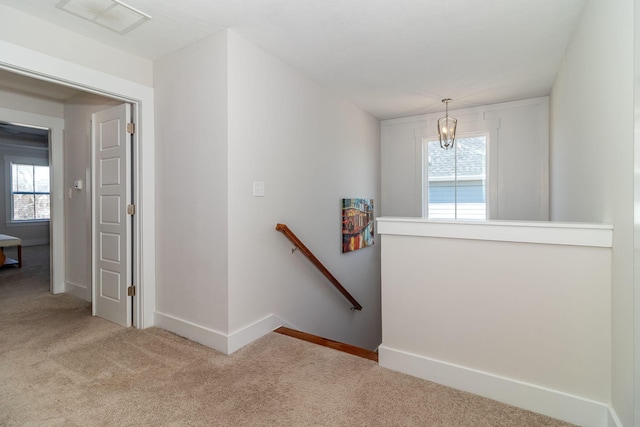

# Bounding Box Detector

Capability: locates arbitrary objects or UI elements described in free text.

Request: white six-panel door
[92,103,132,327]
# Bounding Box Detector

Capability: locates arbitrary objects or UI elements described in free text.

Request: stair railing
[275,223,363,311]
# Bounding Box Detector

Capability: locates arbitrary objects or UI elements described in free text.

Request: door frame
[0,40,156,328]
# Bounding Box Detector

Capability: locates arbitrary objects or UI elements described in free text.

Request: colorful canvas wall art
[342,198,374,253]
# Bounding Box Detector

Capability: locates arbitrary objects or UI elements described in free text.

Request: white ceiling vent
[56,0,151,35]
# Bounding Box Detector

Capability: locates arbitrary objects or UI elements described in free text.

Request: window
[423,135,487,219]
[10,162,50,222]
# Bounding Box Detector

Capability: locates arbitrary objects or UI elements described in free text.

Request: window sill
[6,220,50,228]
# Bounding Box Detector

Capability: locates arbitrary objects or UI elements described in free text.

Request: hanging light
[437,98,457,150]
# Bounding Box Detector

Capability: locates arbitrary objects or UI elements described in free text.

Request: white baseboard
[155,311,229,353]
[65,281,88,301]
[607,407,623,427]
[154,311,286,355]
[379,345,610,427]
[227,314,286,354]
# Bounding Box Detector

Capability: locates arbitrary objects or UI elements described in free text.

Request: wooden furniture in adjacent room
[0,234,22,268]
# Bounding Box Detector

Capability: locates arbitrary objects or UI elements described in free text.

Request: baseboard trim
[155,311,229,354]
[227,314,286,354]
[275,326,379,361]
[379,345,610,427]
[65,281,88,301]
[154,312,286,355]
[607,407,623,427]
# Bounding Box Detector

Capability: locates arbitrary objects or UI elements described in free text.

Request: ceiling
[0,0,586,119]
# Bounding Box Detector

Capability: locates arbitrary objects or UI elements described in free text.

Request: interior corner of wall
[226,314,287,354]
[154,311,229,354]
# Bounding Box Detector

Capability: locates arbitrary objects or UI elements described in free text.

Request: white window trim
[414,117,500,219]
[4,155,50,226]
[422,132,490,219]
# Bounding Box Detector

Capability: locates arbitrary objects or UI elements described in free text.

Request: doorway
[1,98,135,328]
[0,106,64,293]
[0,122,50,276]
[0,57,153,328]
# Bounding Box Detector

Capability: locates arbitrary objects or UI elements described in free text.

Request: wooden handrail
[276,223,363,311]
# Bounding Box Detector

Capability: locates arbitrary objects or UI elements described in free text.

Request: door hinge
[127,204,136,215]
[127,285,136,297]
[127,123,135,134]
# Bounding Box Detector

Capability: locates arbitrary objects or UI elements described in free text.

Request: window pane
[35,195,50,219]
[426,136,487,220]
[455,137,486,220]
[13,194,35,220]
[34,166,50,192]
[13,164,34,192]
[427,141,456,219]
[10,162,50,221]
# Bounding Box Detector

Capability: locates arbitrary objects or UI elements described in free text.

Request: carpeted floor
[0,245,575,426]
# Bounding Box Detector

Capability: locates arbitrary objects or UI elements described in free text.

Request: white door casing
[92,103,132,327]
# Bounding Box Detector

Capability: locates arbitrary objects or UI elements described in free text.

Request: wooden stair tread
[275,326,378,362]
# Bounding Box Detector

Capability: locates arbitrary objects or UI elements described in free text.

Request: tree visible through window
[424,135,487,219]
[11,163,50,221]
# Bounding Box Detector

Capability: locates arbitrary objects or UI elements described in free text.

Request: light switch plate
[253,181,265,197]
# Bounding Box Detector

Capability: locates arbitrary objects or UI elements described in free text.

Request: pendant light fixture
[437,98,457,150]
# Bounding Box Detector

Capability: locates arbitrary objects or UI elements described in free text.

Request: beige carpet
[0,245,574,426]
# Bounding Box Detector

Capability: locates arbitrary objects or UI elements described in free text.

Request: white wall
[378,218,613,427]
[63,93,120,301]
[154,32,230,338]
[0,88,60,246]
[382,237,611,402]
[0,87,64,118]
[381,97,549,220]
[550,0,634,425]
[154,30,381,352]
[635,4,640,427]
[0,5,152,87]
[227,31,381,350]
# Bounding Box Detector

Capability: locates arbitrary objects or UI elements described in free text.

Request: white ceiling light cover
[55,0,151,35]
